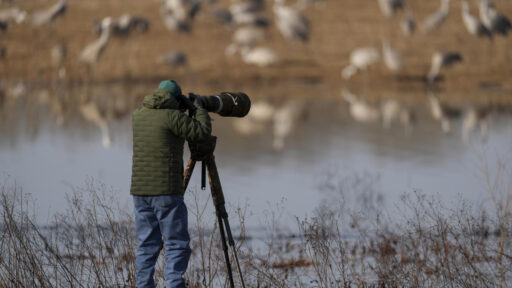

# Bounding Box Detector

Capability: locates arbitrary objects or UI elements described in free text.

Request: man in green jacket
[131,80,211,288]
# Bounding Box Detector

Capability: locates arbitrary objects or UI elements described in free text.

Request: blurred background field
[0,0,511,91]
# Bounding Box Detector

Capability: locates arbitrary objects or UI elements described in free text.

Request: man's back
[131,88,211,196]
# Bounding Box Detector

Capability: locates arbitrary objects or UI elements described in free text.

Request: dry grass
[1,158,511,288]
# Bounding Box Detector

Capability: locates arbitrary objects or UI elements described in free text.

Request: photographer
[130,80,211,288]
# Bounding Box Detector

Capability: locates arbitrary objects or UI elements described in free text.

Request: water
[1,82,511,228]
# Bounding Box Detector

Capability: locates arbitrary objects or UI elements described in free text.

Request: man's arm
[167,108,212,142]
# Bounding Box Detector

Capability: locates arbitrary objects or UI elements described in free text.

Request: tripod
[183,136,246,288]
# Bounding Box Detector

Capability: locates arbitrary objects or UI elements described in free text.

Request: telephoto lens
[195,92,251,118]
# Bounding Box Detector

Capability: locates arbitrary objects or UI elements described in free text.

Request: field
[1,0,511,96]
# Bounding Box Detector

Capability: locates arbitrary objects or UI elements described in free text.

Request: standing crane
[79,17,112,64]
[462,0,492,38]
[400,4,415,36]
[427,51,463,83]
[382,41,403,72]
[225,26,267,56]
[273,0,310,42]
[31,0,67,27]
[377,0,404,18]
[240,46,278,67]
[342,47,380,80]
[421,0,450,34]
[479,0,511,35]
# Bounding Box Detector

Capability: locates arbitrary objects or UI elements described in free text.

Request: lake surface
[1,82,511,229]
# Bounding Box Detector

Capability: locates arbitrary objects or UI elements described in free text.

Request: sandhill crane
[164,0,201,20]
[161,3,190,32]
[51,44,66,78]
[462,0,491,38]
[0,7,27,24]
[80,101,112,149]
[79,17,112,64]
[273,0,310,42]
[234,26,266,46]
[94,14,149,36]
[240,46,278,67]
[210,7,233,27]
[427,51,463,83]
[400,5,415,36]
[156,50,193,77]
[229,0,268,27]
[157,50,187,67]
[479,0,511,35]
[382,41,403,72]
[342,47,380,80]
[31,0,67,27]
[273,100,305,151]
[230,0,264,15]
[421,0,450,34]
[233,100,275,135]
[377,0,404,18]
[233,12,269,27]
[342,89,380,123]
[225,26,267,55]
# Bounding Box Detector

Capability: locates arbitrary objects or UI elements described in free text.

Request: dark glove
[190,93,204,109]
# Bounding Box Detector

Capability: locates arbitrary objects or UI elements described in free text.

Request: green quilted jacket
[130,88,212,196]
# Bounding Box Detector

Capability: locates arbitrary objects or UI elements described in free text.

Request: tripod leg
[206,156,247,288]
[217,213,235,288]
[221,214,246,288]
[183,159,196,191]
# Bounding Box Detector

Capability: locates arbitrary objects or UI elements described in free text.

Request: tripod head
[189,136,217,161]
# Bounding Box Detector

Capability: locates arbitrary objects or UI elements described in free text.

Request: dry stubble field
[0,0,511,96]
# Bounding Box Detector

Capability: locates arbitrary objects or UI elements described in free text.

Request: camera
[181,92,251,118]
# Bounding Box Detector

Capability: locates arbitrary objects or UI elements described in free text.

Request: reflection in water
[427,90,455,133]
[272,99,307,151]
[343,88,419,135]
[1,82,512,224]
[462,107,489,144]
[343,89,380,123]
[232,99,307,151]
[233,100,275,135]
[381,99,415,134]
[1,82,512,148]
[79,102,112,149]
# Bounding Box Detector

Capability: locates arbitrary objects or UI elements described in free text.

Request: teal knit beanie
[158,80,182,97]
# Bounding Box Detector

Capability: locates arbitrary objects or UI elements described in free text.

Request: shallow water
[0,82,511,229]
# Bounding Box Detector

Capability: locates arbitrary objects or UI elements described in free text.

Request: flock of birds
[1,0,511,150]
[0,0,316,69]
[343,0,510,83]
[1,0,510,77]
[233,0,511,150]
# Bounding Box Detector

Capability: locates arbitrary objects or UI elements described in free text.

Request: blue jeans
[133,195,191,288]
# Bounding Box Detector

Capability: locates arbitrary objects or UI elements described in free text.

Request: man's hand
[190,93,204,109]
